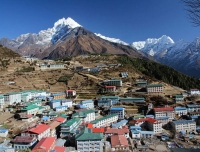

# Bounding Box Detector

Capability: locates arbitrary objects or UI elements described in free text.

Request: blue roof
[191,116,198,119]
[42,116,49,121]
[50,100,61,103]
[139,131,154,134]
[156,116,169,120]
[130,126,141,129]
[81,100,93,104]
[146,115,154,118]
[111,119,128,128]
[174,107,187,111]
[55,106,67,109]
[61,99,72,102]
[0,128,8,133]
[110,107,124,111]
[187,104,197,108]
[173,120,195,125]
[52,92,65,96]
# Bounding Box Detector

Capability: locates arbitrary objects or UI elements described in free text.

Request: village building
[174,107,188,116]
[0,95,5,110]
[66,90,76,97]
[49,120,61,137]
[121,72,128,78]
[72,109,95,123]
[55,106,68,112]
[104,127,129,138]
[49,100,61,109]
[155,116,169,125]
[21,105,39,116]
[136,81,147,87]
[110,135,129,151]
[175,94,184,102]
[21,124,50,141]
[111,119,128,128]
[91,114,118,128]
[105,86,116,92]
[60,118,81,137]
[172,120,196,133]
[119,97,145,106]
[61,99,72,107]
[189,89,200,95]
[80,100,94,109]
[0,128,8,137]
[186,104,200,113]
[109,107,125,119]
[12,136,37,150]
[154,107,175,121]
[76,128,104,152]
[3,92,21,105]
[146,84,163,94]
[133,117,162,134]
[104,79,122,87]
[32,137,56,152]
[98,99,112,107]
[51,92,66,99]
[130,126,154,139]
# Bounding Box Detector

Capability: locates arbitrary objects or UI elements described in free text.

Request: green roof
[60,114,69,118]
[72,109,95,118]
[91,114,118,124]
[133,114,145,119]
[61,118,81,127]
[120,97,144,100]
[38,106,44,110]
[137,81,147,84]
[101,96,119,99]
[76,128,103,141]
[0,95,3,99]
[147,84,162,87]
[108,79,121,81]
[21,105,39,111]
[26,100,41,106]
[4,92,21,95]
[175,94,184,98]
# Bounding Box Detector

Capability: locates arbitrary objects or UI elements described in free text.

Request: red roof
[111,135,129,148]
[66,90,75,92]
[154,107,174,112]
[105,86,116,88]
[29,124,50,134]
[133,117,160,124]
[87,123,93,129]
[12,136,35,143]
[92,128,105,133]
[32,137,55,152]
[105,128,129,134]
[56,117,66,123]
[54,146,65,152]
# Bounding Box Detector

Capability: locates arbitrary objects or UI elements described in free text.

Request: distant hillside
[0,44,20,58]
[117,56,200,90]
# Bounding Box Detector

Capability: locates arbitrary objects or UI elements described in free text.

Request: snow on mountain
[132,35,175,56]
[95,33,129,45]
[12,17,82,46]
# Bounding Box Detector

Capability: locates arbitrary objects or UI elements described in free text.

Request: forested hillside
[117,56,200,90]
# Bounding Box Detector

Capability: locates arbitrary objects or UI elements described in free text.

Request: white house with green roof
[21,105,39,115]
[175,94,184,102]
[146,84,163,94]
[119,97,145,104]
[76,128,104,152]
[26,100,42,106]
[4,92,21,105]
[72,109,95,123]
[21,93,29,102]
[0,95,5,110]
[60,118,81,137]
[91,114,118,128]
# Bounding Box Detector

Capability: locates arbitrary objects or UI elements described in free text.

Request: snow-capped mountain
[95,33,129,45]
[132,35,175,56]
[0,17,142,59]
[132,36,200,77]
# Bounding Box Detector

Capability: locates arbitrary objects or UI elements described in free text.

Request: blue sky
[0,0,199,43]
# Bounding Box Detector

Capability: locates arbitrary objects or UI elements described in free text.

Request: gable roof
[92,128,105,133]
[76,128,103,141]
[32,137,55,152]
[105,128,129,134]
[111,135,129,148]
[29,124,50,134]
[54,146,66,152]
[56,117,66,123]
[49,121,60,130]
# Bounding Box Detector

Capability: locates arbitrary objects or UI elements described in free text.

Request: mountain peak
[53,17,82,29]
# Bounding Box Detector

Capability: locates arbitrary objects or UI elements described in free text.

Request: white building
[21,105,39,116]
[80,100,94,109]
[76,128,104,152]
[146,84,163,94]
[21,124,50,141]
[55,106,68,112]
[189,89,200,96]
[174,107,188,116]
[65,90,76,97]
[72,109,95,123]
[172,120,196,133]
[12,136,37,150]
[4,92,21,105]
[105,86,116,92]
[154,107,175,121]
[0,95,5,110]
[0,128,8,137]
[91,114,118,128]
[61,99,72,107]
[133,118,162,134]
[109,107,125,119]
